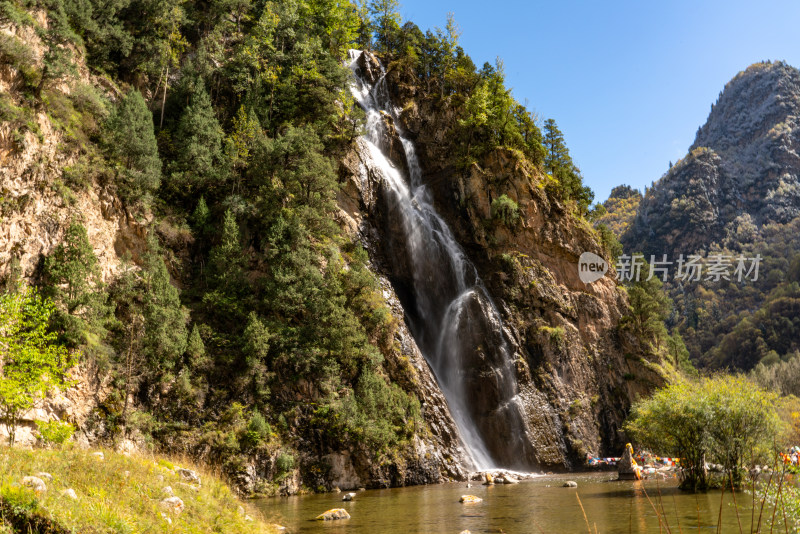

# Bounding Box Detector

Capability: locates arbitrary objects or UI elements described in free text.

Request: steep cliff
[339,51,664,470]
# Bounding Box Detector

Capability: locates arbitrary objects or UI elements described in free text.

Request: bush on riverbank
[0,446,279,533]
[625,375,784,490]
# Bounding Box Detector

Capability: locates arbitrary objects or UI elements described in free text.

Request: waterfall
[347,50,535,471]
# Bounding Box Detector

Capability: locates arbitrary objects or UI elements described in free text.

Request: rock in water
[316,508,351,521]
[563,481,578,488]
[342,492,357,501]
[618,443,642,480]
[22,476,47,493]
[483,473,494,485]
[503,475,519,484]
[459,495,483,503]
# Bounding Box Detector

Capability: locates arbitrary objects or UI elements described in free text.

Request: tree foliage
[626,376,783,490]
[0,285,73,445]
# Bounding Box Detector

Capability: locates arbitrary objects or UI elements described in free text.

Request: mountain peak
[692,60,800,155]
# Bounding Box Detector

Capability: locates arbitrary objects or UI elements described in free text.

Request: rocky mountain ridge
[623,61,800,257]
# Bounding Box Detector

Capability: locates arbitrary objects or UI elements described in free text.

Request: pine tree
[106,90,162,206]
[141,250,188,373]
[369,0,401,53]
[172,82,225,193]
[543,118,571,175]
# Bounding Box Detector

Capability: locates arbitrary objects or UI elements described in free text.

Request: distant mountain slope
[615,61,800,370]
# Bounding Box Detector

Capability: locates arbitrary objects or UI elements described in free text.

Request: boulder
[162,486,174,497]
[562,481,578,488]
[503,475,519,484]
[176,468,201,486]
[159,496,185,516]
[22,476,47,493]
[482,473,494,485]
[178,482,200,492]
[61,488,78,500]
[36,472,53,482]
[459,495,483,503]
[342,492,357,501]
[316,508,351,521]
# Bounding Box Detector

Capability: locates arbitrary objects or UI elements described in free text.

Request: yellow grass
[0,446,280,533]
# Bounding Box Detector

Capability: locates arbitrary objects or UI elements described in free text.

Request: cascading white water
[348,50,534,471]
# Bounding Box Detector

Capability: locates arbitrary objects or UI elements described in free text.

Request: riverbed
[256,472,762,533]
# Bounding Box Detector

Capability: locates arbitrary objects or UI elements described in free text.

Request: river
[256,472,766,533]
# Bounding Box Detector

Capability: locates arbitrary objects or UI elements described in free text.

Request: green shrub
[242,411,271,448]
[491,194,520,226]
[625,376,783,490]
[0,484,38,516]
[275,451,295,475]
[35,420,75,447]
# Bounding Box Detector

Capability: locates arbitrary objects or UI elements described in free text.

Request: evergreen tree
[369,0,401,53]
[171,82,226,195]
[140,249,188,373]
[44,222,110,347]
[106,90,162,206]
[622,263,672,351]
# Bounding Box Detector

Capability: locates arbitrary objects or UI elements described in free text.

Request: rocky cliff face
[0,13,147,284]
[624,61,800,257]
[338,51,664,471]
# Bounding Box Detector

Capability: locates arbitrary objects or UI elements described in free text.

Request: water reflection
[256,473,756,533]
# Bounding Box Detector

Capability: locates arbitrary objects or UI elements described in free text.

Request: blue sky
[396,0,800,202]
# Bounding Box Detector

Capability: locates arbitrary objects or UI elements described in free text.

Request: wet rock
[563,481,578,488]
[483,473,494,485]
[342,492,357,501]
[459,495,483,503]
[22,476,47,493]
[316,508,351,521]
[503,475,519,484]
